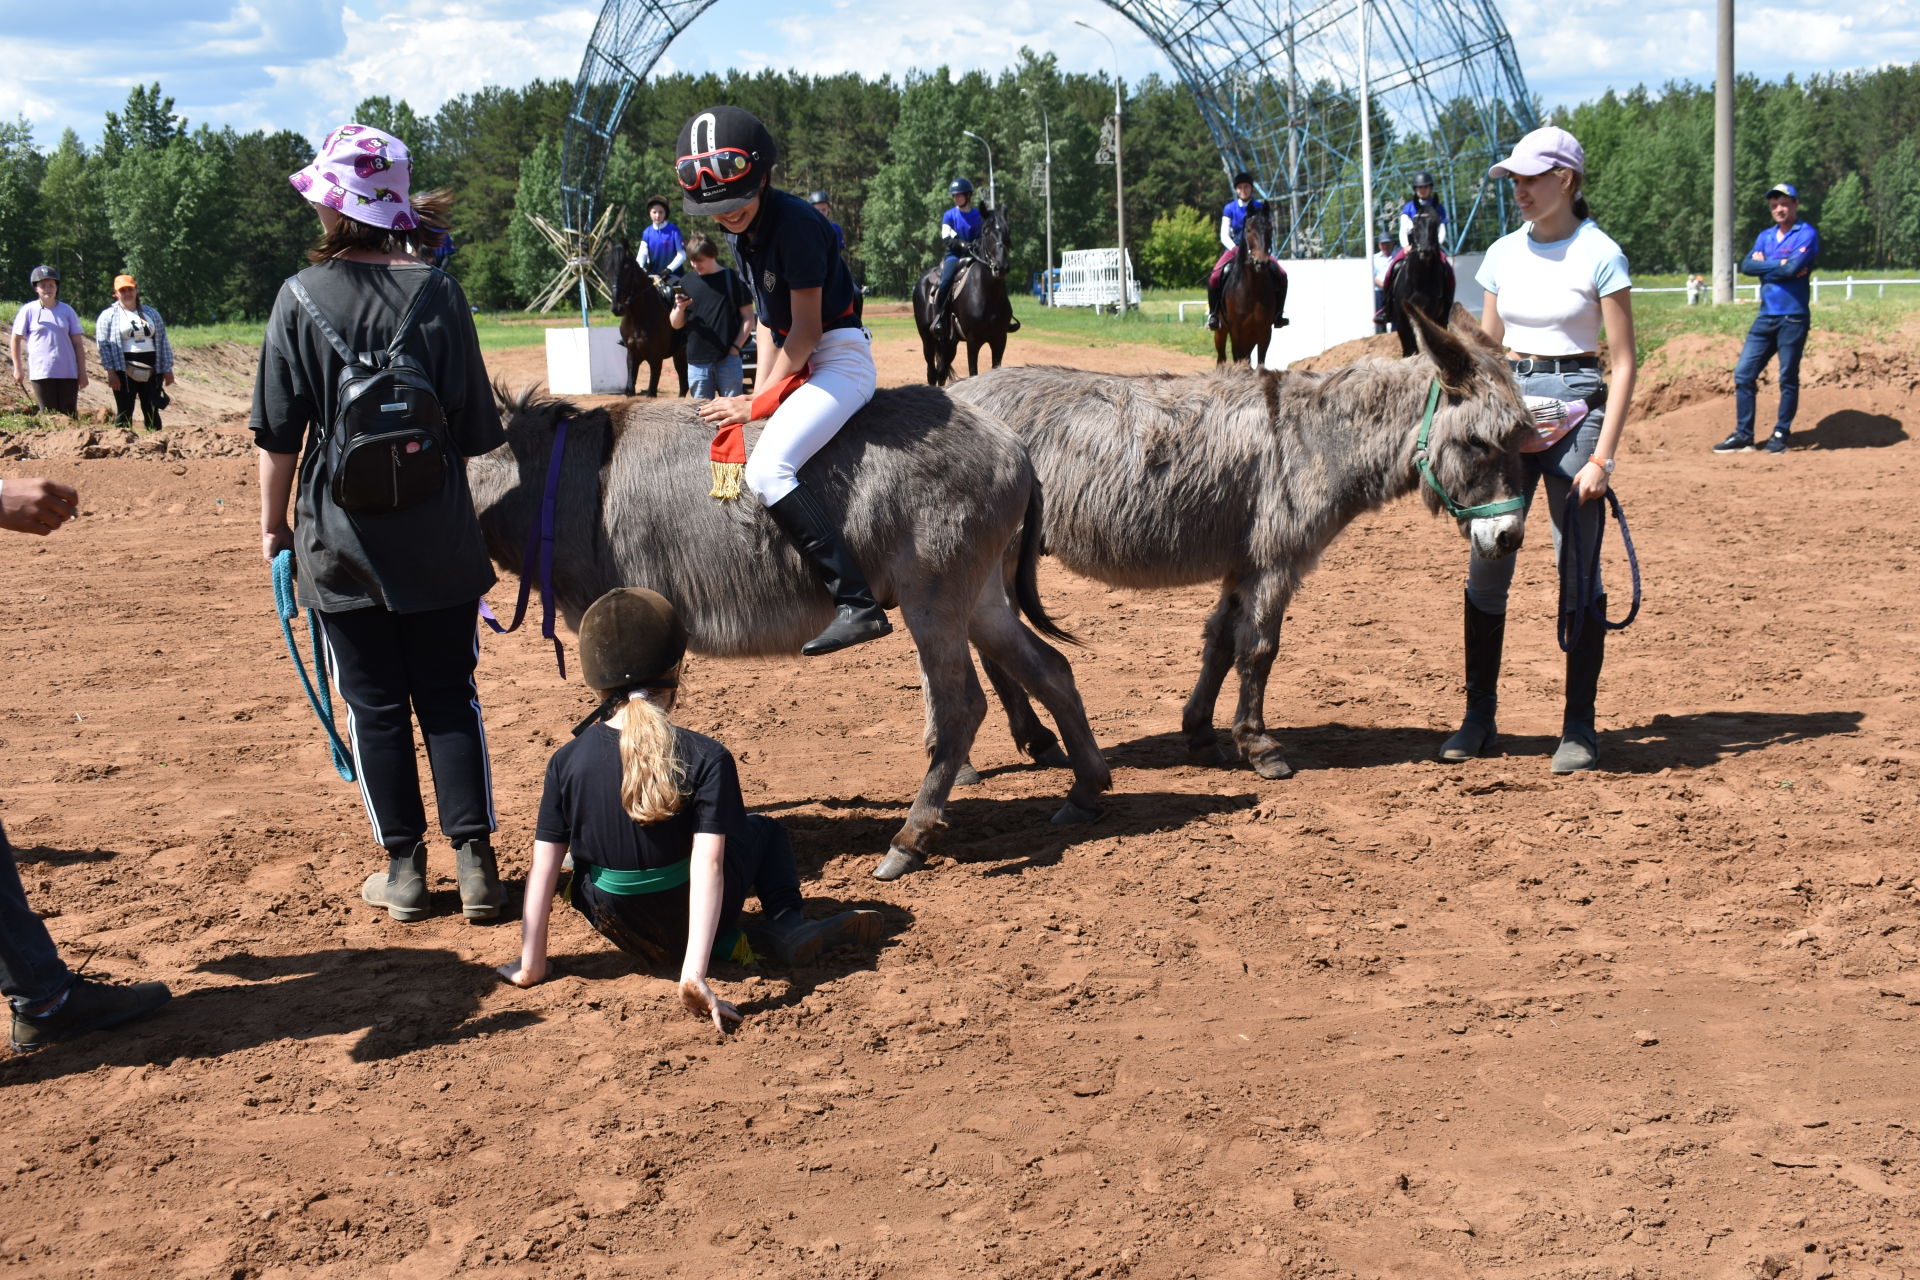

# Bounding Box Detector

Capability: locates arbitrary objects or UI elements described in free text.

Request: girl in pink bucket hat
[255,123,512,923]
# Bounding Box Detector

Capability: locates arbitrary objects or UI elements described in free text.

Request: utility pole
[1286,0,1301,246]
[1713,0,1735,303]
[1357,0,1374,258]
[963,130,995,209]
[1026,93,1054,307]
[1078,19,1128,312]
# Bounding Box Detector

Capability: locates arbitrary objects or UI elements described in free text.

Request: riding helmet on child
[676,106,777,216]
[575,587,689,732]
[1232,172,1255,189]
[1412,171,1435,189]
[28,264,60,284]
[646,195,671,216]
[808,190,832,206]
[948,177,975,197]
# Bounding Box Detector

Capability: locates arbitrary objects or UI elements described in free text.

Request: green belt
[581,858,690,895]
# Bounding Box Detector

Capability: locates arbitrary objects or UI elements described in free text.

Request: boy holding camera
[669,233,755,399]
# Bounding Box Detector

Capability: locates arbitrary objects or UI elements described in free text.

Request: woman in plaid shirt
[94,274,174,431]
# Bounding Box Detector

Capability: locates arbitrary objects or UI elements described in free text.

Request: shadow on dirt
[8,842,120,866]
[0,947,534,1086]
[1798,410,1906,450]
[1105,711,1866,777]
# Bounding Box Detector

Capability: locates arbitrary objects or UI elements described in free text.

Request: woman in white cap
[251,124,509,923]
[1439,125,1637,775]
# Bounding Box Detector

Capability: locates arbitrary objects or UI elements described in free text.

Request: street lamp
[1075,18,1128,312]
[1028,96,1053,308]
[962,130,995,210]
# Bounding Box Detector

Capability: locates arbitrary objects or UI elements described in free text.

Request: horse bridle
[1412,380,1524,519]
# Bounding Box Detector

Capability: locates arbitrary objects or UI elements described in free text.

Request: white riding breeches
[744,327,877,504]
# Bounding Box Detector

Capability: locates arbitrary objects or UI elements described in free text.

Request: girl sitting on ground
[497,588,882,1028]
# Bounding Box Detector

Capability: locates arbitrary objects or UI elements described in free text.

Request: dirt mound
[1288,330,1405,370]
[0,421,253,461]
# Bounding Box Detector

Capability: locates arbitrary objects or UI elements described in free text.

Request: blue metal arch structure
[560,0,1535,259]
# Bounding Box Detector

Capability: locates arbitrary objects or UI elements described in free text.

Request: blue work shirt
[1739,221,1819,316]
[728,187,861,347]
[942,206,983,252]
[1221,197,1267,238]
[640,222,684,271]
[1402,196,1447,225]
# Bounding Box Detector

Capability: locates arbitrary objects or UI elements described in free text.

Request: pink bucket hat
[1488,126,1586,179]
[289,123,418,231]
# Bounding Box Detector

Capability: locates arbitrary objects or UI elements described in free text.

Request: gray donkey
[948,306,1531,781]
[469,384,1111,881]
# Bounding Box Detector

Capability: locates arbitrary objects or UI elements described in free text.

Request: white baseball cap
[1489,126,1586,179]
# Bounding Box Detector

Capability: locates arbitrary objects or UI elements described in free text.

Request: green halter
[1412,379,1525,519]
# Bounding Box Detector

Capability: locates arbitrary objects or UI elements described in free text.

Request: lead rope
[480,418,571,678]
[271,550,356,781]
[1557,487,1643,653]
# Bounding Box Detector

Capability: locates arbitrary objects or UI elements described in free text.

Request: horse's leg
[1227,570,1297,780]
[967,594,1110,826]
[624,342,639,397]
[1180,578,1241,765]
[966,339,981,378]
[645,356,661,398]
[872,610,986,881]
[989,334,1006,370]
[675,347,689,398]
[1214,320,1227,365]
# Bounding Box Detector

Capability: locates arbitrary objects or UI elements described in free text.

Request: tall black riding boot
[765,484,894,656]
[1205,277,1223,330]
[1438,592,1506,761]
[1552,596,1607,774]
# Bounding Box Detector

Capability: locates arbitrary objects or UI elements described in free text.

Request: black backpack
[287,272,449,514]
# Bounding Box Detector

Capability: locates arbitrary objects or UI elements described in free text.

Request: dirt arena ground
[2,326,1917,1279]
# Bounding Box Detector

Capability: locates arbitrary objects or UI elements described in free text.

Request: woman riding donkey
[931,177,1019,340]
[1440,126,1638,774]
[254,123,509,922]
[497,587,883,1022]
[680,105,891,656]
[1205,172,1269,332]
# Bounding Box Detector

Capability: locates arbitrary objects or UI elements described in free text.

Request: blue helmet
[949,177,975,196]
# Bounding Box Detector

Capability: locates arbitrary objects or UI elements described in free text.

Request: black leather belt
[1510,356,1601,375]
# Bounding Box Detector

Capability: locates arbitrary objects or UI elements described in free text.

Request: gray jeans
[1467,366,1606,615]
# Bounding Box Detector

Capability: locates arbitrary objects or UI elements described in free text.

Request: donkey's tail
[1013,480,1080,646]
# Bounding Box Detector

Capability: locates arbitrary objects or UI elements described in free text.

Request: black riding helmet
[676,106,778,217]
[573,587,689,733]
[1413,171,1435,189]
[1232,171,1255,188]
[645,195,671,215]
[808,190,832,206]
[949,177,974,196]
[28,264,60,284]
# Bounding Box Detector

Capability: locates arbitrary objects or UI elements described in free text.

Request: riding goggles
[676,147,755,192]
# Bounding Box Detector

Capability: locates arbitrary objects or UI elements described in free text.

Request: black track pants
[318,599,496,852]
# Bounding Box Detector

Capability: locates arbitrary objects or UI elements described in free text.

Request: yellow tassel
[709,460,744,501]
[727,933,759,967]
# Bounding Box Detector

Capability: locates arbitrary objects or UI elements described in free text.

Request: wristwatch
[1592,456,1615,475]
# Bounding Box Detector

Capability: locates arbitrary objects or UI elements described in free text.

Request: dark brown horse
[912,207,1014,386]
[1386,209,1455,358]
[1214,208,1287,367]
[606,240,687,397]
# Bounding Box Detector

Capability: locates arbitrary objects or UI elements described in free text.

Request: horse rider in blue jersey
[1205,172,1267,331]
[1714,182,1820,455]
[810,191,845,251]
[639,196,688,280]
[1399,171,1448,251]
[930,177,1017,338]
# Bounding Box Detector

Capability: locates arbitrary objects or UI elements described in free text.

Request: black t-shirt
[537,723,747,875]
[250,260,505,614]
[678,267,753,364]
[727,187,861,347]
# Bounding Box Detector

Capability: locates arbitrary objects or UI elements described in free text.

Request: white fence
[1638,276,1920,304]
[1250,253,1486,370]
[1052,248,1141,309]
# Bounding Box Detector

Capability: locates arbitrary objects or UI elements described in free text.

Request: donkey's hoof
[871,848,926,881]
[1050,799,1103,826]
[1251,754,1296,781]
[955,762,984,787]
[1032,744,1072,769]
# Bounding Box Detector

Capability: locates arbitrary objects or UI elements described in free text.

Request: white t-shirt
[1475,219,1631,357]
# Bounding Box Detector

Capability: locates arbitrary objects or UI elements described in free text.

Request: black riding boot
[1552,596,1607,774]
[931,286,951,339]
[1206,278,1223,330]
[1438,592,1506,761]
[765,484,894,656]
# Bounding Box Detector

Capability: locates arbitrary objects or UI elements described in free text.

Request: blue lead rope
[1557,487,1643,653]
[272,550,356,781]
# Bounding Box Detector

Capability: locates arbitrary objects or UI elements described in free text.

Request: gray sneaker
[1764,431,1790,454]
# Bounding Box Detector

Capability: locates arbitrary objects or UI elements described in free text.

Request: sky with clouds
[2,0,1916,150]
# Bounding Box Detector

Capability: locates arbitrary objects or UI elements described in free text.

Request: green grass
[1627,274,1920,363]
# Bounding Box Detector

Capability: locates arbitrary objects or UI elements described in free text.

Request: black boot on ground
[454,838,504,922]
[1438,592,1507,761]
[765,484,893,656]
[10,975,172,1053]
[362,841,430,922]
[1552,596,1608,774]
[749,907,886,966]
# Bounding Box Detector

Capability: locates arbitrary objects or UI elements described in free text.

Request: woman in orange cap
[95,275,174,431]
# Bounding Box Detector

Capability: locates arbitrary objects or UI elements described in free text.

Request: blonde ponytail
[614,682,686,825]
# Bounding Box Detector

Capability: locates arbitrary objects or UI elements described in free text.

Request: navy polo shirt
[727,188,860,347]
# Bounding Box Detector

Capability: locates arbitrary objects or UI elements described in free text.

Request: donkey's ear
[1447,303,1502,355]
[1408,306,1475,396]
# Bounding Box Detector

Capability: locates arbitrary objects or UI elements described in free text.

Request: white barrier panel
[1053,248,1141,309]
[1254,253,1486,369]
[545,325,629,395]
